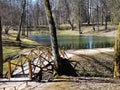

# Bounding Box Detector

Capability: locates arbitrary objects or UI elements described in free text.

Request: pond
[29,35,115,50]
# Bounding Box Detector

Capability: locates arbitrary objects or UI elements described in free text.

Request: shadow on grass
[3,40,41,49]
[69,52,113,77]
[50,77,120,84]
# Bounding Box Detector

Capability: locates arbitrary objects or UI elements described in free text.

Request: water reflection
[29,35,114,50]
[88,36,93,49]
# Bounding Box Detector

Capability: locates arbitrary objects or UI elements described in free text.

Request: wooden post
[8,61,12,79]
[28,60,32,80]
[20,54,25,75]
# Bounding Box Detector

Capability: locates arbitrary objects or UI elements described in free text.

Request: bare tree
[86,0,91,25]
[0,16,3,78]
[50,0,60,29]
[74,0,86,34]
[16,0,26,41]
[64,0,75,31]
[110,0,120,24]
[100,0,111,30]
[44,0,78,77]
[44,0,61,75]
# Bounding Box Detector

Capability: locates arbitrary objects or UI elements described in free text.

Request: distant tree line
[0,0,120,32]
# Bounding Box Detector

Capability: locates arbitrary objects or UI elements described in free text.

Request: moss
[114,23,120,78]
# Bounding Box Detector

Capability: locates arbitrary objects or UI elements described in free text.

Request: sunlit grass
[57,30,79,36]
[2,30,43,76]
[3,46,20,60]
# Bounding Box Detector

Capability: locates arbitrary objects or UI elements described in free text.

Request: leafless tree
[0,16,3,78]
[16,0,26,41]
[44,0,61,75]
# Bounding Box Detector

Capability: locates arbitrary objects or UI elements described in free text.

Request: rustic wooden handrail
[7,47,68,80]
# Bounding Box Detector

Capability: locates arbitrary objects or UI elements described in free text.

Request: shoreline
[66,48,114,58]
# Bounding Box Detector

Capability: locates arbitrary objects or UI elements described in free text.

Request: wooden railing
[6,46,68,80]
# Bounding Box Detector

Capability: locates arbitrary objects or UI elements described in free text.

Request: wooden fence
[6,46,68,80]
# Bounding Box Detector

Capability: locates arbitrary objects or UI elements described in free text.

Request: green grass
[3,37,42,60]
[2,30,44,76]
[3,46,20,60]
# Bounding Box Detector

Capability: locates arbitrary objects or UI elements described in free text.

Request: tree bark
[101,14,104,25]
[114,23,120,78]
[44,0,61,75]
[67,20,74,31]
[16,0,26,41]
[105,16,108,30]
[97,5,99,31]
[64,0,74,31]
[78,19,82,34]
[0,16,3,78]
[87,0,91,25]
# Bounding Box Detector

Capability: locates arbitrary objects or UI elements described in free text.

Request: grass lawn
[3,33,42,61]
[2,30,44,75]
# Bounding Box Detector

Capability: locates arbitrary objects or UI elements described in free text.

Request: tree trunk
[67,20,74,31]
[101,14,104,25]
[4,26,10,35]
[44,0,61,76]
[16,0,26,41]
[114,23,120,78]
[78,19,82,34]
[105,16,108,30]
[87,0,90,25]
[0,16,3,78]
[97,5,99,31]
[92,18,95,31]
[64,0,74,31]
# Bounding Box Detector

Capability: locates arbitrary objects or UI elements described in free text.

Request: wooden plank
[28,60,33,80]
[8,61,12,79]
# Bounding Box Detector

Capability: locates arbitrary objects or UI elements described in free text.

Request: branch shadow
[50,77,120,84]
[68,52,113,77]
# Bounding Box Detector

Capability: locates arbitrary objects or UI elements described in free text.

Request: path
[66,48,114,58]
[0,78,48,90]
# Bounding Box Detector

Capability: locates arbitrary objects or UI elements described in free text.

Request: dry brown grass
[70,52,114,77]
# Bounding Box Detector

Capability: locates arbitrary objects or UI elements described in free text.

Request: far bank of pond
[28,35,115,50]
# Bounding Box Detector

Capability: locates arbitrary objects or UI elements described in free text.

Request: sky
[32,0,36,2]
[31,0,37,3]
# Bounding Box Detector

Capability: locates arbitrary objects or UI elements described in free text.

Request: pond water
[29,35,115,50]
